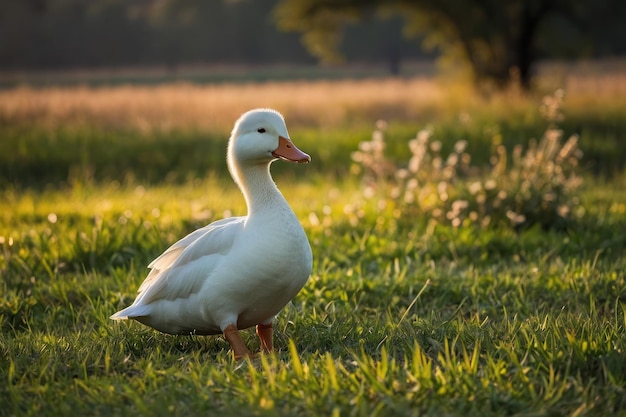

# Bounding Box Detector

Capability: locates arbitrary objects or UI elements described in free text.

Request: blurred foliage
[3,0,626,87]
[275,0,626,89]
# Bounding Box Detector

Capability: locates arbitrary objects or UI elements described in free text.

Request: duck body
[111,108,312,358]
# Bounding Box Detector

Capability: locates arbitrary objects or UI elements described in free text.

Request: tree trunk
[515,3,540,90]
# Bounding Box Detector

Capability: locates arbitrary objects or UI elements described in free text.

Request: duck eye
[257,128,266,133]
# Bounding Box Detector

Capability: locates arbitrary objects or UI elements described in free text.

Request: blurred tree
[274,0,626,90]
[1,0,623,78]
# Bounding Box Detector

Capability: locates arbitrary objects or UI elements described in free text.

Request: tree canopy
[274,0,626,90]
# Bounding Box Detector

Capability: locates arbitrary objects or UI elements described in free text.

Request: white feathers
[110,109,312,336]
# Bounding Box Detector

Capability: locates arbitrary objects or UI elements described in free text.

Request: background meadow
[1,65,626,416]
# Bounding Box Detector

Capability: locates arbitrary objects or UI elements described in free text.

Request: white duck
[110,108,312,359]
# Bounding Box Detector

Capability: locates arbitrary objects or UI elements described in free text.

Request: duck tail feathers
[110,304,150,320]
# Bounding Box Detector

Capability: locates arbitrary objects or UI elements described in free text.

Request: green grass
[1,88,626,416]
[3,98,625,190]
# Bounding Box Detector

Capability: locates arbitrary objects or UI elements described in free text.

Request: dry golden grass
[537,60,626,113]
[1,61,625,132]
[0,78,445,131]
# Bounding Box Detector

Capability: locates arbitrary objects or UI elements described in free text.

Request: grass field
[1,67,626,416]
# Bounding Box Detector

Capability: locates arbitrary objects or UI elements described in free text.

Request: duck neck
[235,163,287,217]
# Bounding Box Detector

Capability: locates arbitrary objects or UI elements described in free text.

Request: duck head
[228,109,310,169]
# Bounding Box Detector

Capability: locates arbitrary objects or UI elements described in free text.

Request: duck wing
[110,216,245,319]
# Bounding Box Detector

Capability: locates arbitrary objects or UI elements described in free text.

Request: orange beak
[272,136,311,163]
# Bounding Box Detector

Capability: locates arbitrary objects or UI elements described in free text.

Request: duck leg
[256,322,273,353]
[223,324,252,360]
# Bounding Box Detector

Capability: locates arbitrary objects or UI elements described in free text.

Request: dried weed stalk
[352,90,583,230]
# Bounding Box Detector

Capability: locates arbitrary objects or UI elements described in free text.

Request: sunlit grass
[1,69,626,415]
[2,169,625,415]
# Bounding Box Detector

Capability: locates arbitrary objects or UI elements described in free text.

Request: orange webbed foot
[223,324,253,360]
[257,322,273,353]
